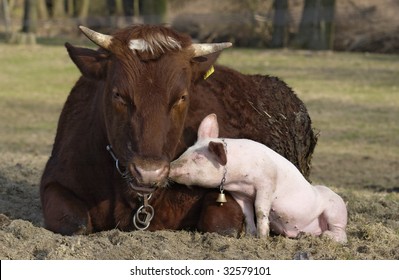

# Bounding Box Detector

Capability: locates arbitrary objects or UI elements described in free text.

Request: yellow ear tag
[203,65,215,80]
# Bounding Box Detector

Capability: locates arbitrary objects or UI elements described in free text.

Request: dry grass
[0,44,398,259]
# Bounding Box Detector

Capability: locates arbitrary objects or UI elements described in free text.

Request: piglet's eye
[193,153,205,163]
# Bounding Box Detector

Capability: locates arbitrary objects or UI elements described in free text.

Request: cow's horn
[79,26,113,50]
[191,42,233,57]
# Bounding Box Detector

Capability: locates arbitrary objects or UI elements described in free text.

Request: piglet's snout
[169,161,186,182]
[168,164,177,178]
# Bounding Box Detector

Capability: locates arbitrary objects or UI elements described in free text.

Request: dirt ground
[0,152,321,260]
[1,150,398,260]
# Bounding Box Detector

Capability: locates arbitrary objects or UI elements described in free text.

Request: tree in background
[76,0,90,22]
[52,0,65,18]
[1,0,12,36]
[22,0,37,33]
[140,0,167,24]
[37,0,49,20]
[7,0,37,44]
[295,0,336,50]
[4,0,335,51]
[270,0,289,48]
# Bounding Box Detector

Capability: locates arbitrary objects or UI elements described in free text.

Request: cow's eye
[177,94,188,105]
[171,93,188,111]
[112,90,126,106]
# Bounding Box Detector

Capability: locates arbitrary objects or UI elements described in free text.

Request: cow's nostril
[130,160,169,186]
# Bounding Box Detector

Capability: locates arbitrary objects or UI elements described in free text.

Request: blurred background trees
[0,0,398,53]
[295,0,335,50]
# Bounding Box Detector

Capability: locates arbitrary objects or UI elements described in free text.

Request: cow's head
[65,25,231,193]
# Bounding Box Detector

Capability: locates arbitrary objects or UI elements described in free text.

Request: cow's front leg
[41,183,92,235]
[197,191,244,237]
[231,195,257,236]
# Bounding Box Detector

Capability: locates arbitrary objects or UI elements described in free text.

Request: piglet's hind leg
[317,185,348,243]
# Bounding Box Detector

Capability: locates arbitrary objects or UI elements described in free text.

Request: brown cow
[40,24,317,236]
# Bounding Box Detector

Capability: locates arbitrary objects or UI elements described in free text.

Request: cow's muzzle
[129,157,169,188]
[106,145,168,193]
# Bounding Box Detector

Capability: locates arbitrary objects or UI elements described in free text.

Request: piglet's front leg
[255,207,270,237]
[254,189,274,238]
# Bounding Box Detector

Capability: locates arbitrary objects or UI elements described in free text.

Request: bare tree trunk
[133,0,139,17]
[270,0,288,48]
[2,0,12,35]
[37,0,49,20]
[9,0,37,44]
[76,0,90,25]
[295,0,335,50]
[141,0,166,24]
[117,0,124,14]
[322,0,335,50]
[296,0,316,49]
[52,0,65,18]
[66,0,74,17]
[107,0,124,26]
[22,0,37,33]
[79,0,90,18]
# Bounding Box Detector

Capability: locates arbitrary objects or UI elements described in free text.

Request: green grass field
[0,44,398,259]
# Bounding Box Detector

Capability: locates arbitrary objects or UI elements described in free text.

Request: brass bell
[216,192,227,206]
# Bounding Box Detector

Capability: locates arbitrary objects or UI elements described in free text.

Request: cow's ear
[191,51,221,82]
[65,43,109,80]
[197,114,219,140]
[208,141,227,166]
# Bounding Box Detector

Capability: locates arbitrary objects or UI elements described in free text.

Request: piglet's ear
[208,141,227,166]
[197,113,219,140]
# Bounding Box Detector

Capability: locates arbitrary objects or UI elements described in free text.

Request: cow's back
[180,65,317,178]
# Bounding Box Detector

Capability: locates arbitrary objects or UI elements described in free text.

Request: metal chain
[106,145,129,178]
[219,139,227,194]
[132,193,154,230]
[106,145,155,231]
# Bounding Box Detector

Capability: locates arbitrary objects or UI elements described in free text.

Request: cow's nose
[130,159,169,186]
